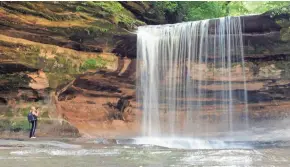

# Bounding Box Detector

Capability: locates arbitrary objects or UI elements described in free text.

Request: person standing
[28,106,39,138]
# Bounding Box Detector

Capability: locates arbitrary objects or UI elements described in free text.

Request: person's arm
[32,109,40,117]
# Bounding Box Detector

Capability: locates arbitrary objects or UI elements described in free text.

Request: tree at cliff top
[152,1,290,22]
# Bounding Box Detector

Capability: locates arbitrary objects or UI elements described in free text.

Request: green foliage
[152,2,225,22]
[227,2,249,16]
[0,2,54,20]
[46,72,74,89]
[153,1,179,13]
[1,2,79,21]
[275,60,290,79]
[0,117,30,132]
[185,2,228,21]
[4,108,13,117]
[10,120,30,132]
[78,1,143,29]
[80,57,107,71]
[76,6,85,12]
[20,107,30,117]
[244,1,290,16]
[18,45,41,67]
[152,1,290,22]
[117,14,144,29]
[20,2,37,10]
[87,26,109,34]
[82,58,97,69]
[87,2,123,14]
[0,119,10,131]
[94,1,143,29]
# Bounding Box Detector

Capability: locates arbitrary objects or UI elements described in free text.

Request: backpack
[27,112,35,122]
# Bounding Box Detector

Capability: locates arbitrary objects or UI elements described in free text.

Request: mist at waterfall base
[132,16,285,149]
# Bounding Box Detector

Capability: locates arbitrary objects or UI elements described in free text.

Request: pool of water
[0,138,289,167]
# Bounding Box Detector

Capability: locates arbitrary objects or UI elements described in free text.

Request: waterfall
[137,16,249,138]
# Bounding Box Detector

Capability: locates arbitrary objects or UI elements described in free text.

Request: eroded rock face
[242,11,290,120]
[0,1,148,137]
[0,63,82,137]
[27,70,50,90]
[1,2,290,138]
[0,64,48,103]
[55,70,139,138]
[119,2,167,25]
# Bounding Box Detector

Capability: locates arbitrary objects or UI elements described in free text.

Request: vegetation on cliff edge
[152,1,290,22]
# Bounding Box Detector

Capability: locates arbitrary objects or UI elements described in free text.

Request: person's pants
[29,120,37,138]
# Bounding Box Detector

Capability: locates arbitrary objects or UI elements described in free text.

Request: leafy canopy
[152,1,290,22]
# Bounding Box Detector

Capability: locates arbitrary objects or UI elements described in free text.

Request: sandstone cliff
[0,2,151,137]
[1,2,290,138]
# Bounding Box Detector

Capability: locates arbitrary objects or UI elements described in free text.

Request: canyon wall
[1,2,290,138]
[0,2,150,137]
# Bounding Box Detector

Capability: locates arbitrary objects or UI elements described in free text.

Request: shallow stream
[1,137,289,167]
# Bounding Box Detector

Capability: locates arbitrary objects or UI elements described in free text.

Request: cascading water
[137,16,249,139]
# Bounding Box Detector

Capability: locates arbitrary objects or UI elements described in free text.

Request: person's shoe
[31,136,36,139]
